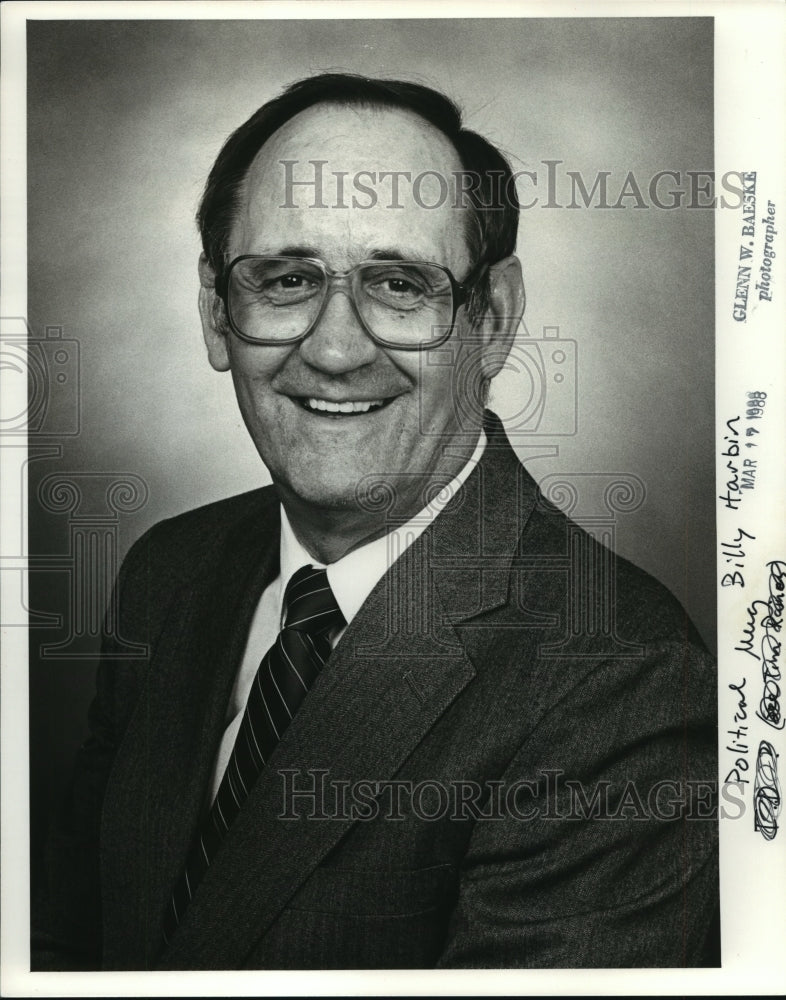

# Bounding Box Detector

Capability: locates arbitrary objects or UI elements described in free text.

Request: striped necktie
[163,564,345,944]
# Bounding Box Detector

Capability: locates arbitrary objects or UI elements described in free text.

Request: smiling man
[33,73,719,971]
[199,96,521,561]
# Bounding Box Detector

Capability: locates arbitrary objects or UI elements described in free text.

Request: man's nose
[297,286,379,374]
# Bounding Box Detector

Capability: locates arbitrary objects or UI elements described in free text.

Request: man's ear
[474,255,525,380]
[198,253,232,372]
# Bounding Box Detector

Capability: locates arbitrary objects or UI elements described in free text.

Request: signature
[735,559,785,729]
[753,740,781,841]
[758,561,785,729]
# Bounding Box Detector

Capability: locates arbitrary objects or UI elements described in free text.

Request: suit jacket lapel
[100,490,282,968]
[427,410,540,621]
[157,412,540,969]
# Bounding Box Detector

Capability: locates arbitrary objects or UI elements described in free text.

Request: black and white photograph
[1,2,784,994]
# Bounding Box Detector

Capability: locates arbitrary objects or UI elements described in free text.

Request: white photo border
[2,1,784,996]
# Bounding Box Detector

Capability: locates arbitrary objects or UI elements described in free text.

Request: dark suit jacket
[33,412,718,970]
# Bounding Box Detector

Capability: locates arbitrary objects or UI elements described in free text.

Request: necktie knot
[282,564,345,635]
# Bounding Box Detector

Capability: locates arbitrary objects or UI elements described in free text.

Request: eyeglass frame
[213,254,485,351]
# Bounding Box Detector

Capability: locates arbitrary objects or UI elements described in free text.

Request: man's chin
[276,469,425,520]
[275,473,370,513]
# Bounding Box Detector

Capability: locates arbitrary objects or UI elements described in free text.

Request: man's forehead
[232,102,472,268]
[249,101,465,190]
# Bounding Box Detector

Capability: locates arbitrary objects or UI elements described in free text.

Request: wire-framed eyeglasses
[215,255,475,350]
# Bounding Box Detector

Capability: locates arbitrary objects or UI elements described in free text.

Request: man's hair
[197,72,520,320]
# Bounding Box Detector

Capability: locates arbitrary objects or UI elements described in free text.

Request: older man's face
[202,103,513,516]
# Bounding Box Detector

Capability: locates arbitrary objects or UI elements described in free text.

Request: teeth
[304,398,384,414]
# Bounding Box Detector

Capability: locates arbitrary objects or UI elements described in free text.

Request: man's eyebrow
[367,248,431,262]
[272,245,323,259]
[259,246,437,263]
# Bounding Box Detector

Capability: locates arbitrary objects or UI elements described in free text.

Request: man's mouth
[295,396,393,416]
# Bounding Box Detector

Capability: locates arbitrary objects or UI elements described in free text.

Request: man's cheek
[418,374,462,434]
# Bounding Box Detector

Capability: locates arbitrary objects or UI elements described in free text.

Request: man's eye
[259,271,321,301]
[365,272,427,306]
[275,273,310,289]
[383,277,420,295]
[376,278,421,298]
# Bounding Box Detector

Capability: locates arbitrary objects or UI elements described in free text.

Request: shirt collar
[278,430,487,628]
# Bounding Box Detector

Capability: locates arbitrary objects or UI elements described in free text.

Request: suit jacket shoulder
[126,485,278,586]
[522,485,709,649]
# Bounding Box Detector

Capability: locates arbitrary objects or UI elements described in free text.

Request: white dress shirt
[207,432,487,800]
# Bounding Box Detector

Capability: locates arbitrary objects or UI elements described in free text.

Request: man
[33,72,718,970]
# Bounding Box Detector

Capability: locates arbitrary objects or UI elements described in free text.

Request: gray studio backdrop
[27,17,715,855]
